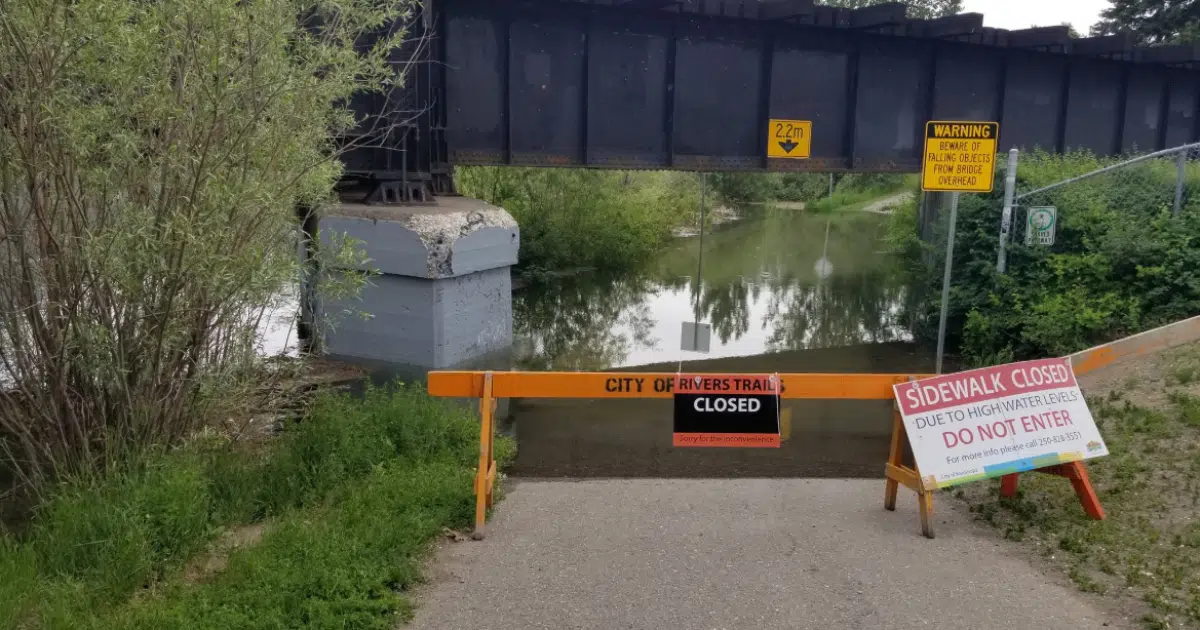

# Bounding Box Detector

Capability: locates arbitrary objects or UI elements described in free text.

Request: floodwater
[508,206,940,478]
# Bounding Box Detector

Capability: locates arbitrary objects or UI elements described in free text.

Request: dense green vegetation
[1092,0,1199,44]
[820,0,962,19]
[890,151,1200,366]
[804,174,918,213]
[456,167,913,273]
[0,0,397,494]
[457,167,702,272]
[708,172,911,208]
[0,385,506,630]
[707,172,830,204]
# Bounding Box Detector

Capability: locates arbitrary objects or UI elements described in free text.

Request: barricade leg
[472,373,495,540]
[918,490,935,539]
[1055,462,1106,520]
[485,398,498,510]
[883,400,935,539]
[884,408,902,512]
[999,473,1019,497]
[995,463,1104,520]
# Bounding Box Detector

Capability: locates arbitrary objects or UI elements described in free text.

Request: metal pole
[1175,149,1187,216]
[693,173,707,348]
[997,148,1019,273]
[935,192,960,375]
[828,173,834,199]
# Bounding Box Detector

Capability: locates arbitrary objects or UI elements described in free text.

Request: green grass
[955,356,1200,630]
[806,187,906,214]
[0,383,510,630]
[803,174,918,214]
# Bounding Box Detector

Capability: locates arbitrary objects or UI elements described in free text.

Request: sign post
[934,192,959,375]
[921,121,1000,373]
[997,148,1019,273]
[672,374,781,448]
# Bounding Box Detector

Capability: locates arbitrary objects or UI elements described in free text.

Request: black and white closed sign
[672,374,781,448]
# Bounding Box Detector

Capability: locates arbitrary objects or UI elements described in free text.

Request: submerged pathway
[408,478,1127,630]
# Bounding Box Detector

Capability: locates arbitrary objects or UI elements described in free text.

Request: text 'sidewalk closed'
[893,358,1108,489]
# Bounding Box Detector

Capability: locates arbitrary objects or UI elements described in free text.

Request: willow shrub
[0,0,411,491]
[457,167,702,272]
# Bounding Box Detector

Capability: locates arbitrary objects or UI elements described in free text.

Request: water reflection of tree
[513,274,656,371]
[689,277,751,344]
[514,210,913,368]
[763,271,910,352]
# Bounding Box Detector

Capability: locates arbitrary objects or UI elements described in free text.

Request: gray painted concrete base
[317,197,519,370]
[321,268,512,367]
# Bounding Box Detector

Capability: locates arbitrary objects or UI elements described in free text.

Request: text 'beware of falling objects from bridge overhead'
[921,121,999,193]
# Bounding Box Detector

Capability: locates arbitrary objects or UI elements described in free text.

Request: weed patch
[955,350,1200,629]
[0,383,502,629]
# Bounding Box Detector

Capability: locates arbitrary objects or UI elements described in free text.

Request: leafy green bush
[457,167,700,272]
[260,384,479,514]
[895,151,1200,365]
[0,0,400,492]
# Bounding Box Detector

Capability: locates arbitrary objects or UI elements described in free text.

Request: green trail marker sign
[1025,206,1057,246]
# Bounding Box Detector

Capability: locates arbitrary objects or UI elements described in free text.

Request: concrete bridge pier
[315,198,519,412]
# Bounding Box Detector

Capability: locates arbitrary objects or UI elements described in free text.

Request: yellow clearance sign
[767,119,812,159]
[921,121,998,193]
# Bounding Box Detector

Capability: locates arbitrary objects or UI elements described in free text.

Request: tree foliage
[1092,0,1200,45]
[0,0,413,491]
[821,0,963,19]
[457,167,701,273]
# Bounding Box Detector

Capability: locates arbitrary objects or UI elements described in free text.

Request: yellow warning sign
[767,119,812,159]
[921,121,998,193]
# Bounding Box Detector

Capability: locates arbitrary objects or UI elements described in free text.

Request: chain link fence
[998,143,1200,273]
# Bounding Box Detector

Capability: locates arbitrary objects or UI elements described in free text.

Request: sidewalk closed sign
[893,358,1108,489]
[673,374,780,448]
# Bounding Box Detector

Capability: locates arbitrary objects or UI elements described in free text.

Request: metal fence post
[935,192,961,375]
[997,148,1019,273]
[1175,149,1187,216]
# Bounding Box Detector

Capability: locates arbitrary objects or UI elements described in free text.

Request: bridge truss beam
[441,0,1200,173]
[341,0,1200,201]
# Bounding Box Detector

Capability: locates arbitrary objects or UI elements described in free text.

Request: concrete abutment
[315,197,520,374]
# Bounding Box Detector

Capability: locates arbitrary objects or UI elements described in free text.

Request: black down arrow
[778,139,798,153]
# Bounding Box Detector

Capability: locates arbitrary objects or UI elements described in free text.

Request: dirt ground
[957,342,1200,630]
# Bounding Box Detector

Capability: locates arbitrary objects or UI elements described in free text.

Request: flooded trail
[508,207,941,478]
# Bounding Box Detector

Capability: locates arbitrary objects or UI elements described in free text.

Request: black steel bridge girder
[440,0,1200,174]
